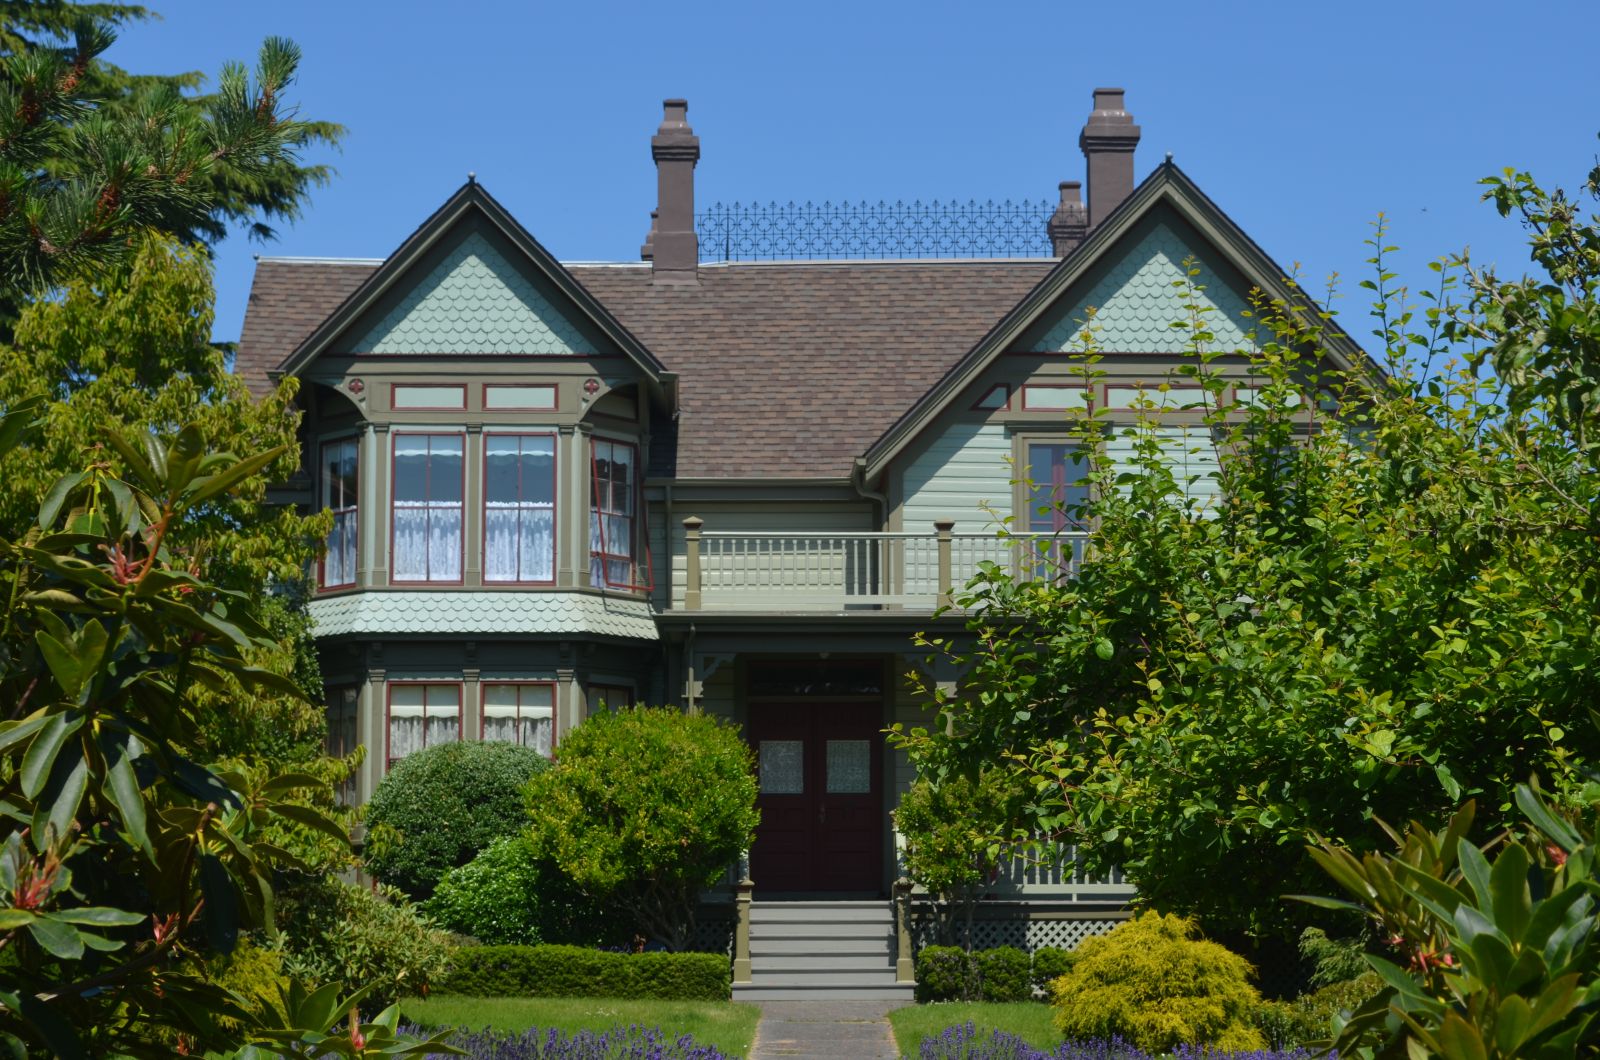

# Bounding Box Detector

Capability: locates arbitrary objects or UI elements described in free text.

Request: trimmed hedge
[435,944,730,1001]
[1030,946,1073,992]
[915,945,1032,1002]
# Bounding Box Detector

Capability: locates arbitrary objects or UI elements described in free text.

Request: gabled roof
[859,161,1370,480]
[272,180,665,385]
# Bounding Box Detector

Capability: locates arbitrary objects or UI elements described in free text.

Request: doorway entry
[748,700,883,894]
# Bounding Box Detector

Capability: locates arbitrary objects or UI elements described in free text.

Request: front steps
[733,900,915,1002]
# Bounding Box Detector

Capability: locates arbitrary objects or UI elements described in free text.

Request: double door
[749,702,883,894]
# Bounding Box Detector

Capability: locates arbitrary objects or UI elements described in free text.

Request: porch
[677,518,1090,612]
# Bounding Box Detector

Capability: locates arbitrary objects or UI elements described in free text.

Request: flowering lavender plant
[405,1022,734,1059]
[917,1022,1320,1060]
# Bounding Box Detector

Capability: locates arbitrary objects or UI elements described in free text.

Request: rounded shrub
[1030,946,1073,994]
[1049,911,1267,1053]
[363,739,549,899]
[425,835,616,946]
[526,706,758,951]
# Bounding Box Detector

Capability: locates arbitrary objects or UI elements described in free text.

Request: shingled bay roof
[237,257,1054,480]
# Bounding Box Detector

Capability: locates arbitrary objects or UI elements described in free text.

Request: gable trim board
[275,180,667,389]
[859,161,1371,482]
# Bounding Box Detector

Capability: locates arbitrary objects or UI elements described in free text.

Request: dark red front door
[749,702,882,893]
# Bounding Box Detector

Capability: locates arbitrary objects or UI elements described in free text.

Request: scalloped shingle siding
[307,591,658,640]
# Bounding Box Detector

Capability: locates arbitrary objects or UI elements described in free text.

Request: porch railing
[680,518,1089,611]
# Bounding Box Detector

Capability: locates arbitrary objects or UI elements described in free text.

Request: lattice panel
[690,913,735,956]
[909,912,1122,954]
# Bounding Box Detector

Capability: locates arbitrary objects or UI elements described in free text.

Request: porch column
[732,855,753,984]
[683,516,703,610]
[893,876,915,983]
[935,519,955,609]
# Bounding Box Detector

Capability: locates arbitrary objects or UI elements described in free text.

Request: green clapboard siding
[1106,426,1222,510]
[900,420,1013,533]
[1034,221,1258,353]
[351,231,592,355]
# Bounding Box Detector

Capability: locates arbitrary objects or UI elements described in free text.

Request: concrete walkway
[748,1000,902,1059]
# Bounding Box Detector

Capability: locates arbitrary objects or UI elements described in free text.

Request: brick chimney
[645,99,699,284]
[1079,88,1141,229]
[1046,180,1088,256]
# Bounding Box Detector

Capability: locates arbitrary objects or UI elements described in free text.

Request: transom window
[482,683,555,756]
[590,439,644,589]
[484,434,556,583]
[320,438,358,588]
[387,683,460,768]
[392,433,464,583]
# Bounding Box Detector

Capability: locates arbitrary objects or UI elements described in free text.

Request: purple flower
[399,1022,733,1059]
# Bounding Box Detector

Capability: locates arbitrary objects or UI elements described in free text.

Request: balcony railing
[680,518,1090,612]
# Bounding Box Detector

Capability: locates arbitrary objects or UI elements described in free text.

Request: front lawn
[402,995,762,1056]
[889,1001,1060,1056]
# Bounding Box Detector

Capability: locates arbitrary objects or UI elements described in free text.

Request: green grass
[401,996,762,1056]
[889,1001,1061,1056]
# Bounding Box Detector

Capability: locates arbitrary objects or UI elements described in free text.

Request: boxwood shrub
[915,945,1031,1002]
[1030,946,1074,993]
[435,944,730,1001]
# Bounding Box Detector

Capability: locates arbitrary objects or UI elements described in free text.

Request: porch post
[934,519,955,609]
[733,853,753,984]
[893,876,915,984]
[683,516,704,610]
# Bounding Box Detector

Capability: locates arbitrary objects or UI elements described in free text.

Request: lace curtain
[321,438,358,587]
[482,684,553,757]
[393,435,463,581]
[485,435,555,582]
[387,684,460,765]
[324,509,358,586]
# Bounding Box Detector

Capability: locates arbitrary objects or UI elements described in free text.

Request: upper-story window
[393,433,464,583]
[590,438,645,589]
[484,434,556,583]
[1025,441,1090,577]
[320,438,359,588]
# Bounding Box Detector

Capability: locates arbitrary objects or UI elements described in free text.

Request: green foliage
[365,740,550,900]
[435,944,731,1002]
[914,945,1032,1002]
[1030,946,1073,994]
[894,769,1019,946]
[200,939,291,1034]
[1299,926,1370,988]
[1304,786,1600,1058]
[425,835,615,947]
[0,411,360,1058]
[1048,912,1267,1053]
[894,159,1600,940]
[1256,973,1381,1050]
[278,877,452,1012]
[525,707,759,951]
[0,9,338,303]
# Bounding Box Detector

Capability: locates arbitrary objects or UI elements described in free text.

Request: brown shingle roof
[236,258,1053,479]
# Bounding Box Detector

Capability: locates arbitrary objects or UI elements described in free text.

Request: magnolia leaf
[45,907,143,928]
[182,446,286,509]
[25,915,83,959]
[198,854,239,953]
[20,712,80,800]
[36,471,86,531]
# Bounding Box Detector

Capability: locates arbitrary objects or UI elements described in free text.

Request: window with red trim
[325,686,360,804]
[393,434,463,582]
[320,438,358,588]
[1025,442,1090,577]
[484,434,555,583]
[590,439,651,590]
[386,683,460,768]
[482,683,554,756]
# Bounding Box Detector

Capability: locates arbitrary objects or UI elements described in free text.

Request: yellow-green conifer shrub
[1049,912,1266,1052]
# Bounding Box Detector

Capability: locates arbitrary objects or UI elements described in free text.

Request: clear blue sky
[115,0,1600,347]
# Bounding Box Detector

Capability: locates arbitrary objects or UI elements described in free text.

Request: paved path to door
[748,1000,901,1059]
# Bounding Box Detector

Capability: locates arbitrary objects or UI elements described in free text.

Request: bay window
[482,683,554,756]
[392,433,463,582]
[590,438,643,589]
[484,434,555,583]
[386,683,460,767]
[320,438,358,588]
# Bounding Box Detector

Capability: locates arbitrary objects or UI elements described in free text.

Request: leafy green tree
[0,5,340,306]
[0,411,446,1056]
[893,155,1600,945]
[893,768,1020,948]
[525,707,759,952]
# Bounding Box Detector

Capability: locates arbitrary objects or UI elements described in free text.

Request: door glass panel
[759,740,804,794]
[825,739,871,794]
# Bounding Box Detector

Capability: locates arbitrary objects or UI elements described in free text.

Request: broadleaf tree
[891,151,1600,947]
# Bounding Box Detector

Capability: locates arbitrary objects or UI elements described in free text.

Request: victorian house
[236,89,1361,998]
